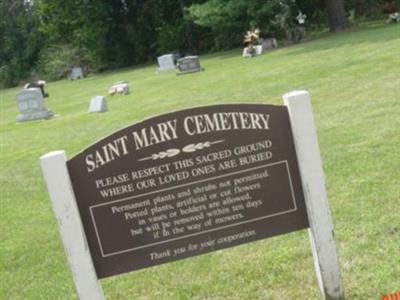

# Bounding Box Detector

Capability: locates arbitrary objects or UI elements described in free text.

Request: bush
[0,65,14,88]
[345,0,400,18]
[36,46,69,81]
[0,1,44,87]
[36,44,99,81]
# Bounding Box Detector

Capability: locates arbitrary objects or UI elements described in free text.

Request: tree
[36,0,211,72]
[36,0,109,70]
[0,0,44,87]
[187,0,301,49]
[325,0,349,31]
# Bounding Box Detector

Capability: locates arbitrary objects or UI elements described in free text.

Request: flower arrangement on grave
[386,12,400,23]
[270,1,303,43]
[292,10,307,42]
[243,28,261,57]
[296,11,307,25]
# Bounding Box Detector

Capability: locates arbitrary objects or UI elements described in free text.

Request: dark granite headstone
[176,56,203,75]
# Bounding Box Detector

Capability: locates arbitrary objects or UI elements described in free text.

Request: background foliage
[0,0,398,87]
[0,1,44,87]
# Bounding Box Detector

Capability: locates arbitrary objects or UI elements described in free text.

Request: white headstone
[242,47,252,57]
[69,67,84,80]
[16,88,54,122]
[254,45,263,55]
[157,54,175,71]
[88,96,107,113]
[242,46,263,57]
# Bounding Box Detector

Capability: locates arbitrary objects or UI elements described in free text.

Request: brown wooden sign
[67,104,309,278]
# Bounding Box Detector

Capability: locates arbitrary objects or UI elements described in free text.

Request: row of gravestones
[17,46,267,122]
[17,51,212,122]
[17,43,279,122]
[158,54,204,74]
[19,45,271,122]
[16,81,131,122]
[159,39,279,71]
[18,52,207,122]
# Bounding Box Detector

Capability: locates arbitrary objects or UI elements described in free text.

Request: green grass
[1,22,399,299]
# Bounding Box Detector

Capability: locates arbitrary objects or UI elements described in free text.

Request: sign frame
[40,90,344,300]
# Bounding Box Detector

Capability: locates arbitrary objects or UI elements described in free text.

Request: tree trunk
[325,0,349,32]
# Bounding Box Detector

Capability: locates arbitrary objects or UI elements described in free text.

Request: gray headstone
[89,96,107,113]
[16,88,54,122]
[262,38,278,50]
[69,67,84,80]
[176,56,203,75]
[157,54,176,71]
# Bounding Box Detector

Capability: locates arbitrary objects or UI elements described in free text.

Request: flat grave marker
[108,81,129,95]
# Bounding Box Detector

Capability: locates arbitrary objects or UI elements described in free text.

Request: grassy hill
[1,22,399,299]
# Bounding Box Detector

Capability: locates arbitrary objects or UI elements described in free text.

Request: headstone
[89,96,107,113]
[262,38,278,50]
[108,81,129,95]
[16,88,54,122]
[292,26,306,42]
[242,45,263,57]
[176,56,203,75]
[254,45,263,56]
[69,67,84,80]
[242,47,252,57]
[157,54,176,71]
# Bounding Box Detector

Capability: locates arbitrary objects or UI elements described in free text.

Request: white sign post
[40,151,105,300]
[284,90,345,300]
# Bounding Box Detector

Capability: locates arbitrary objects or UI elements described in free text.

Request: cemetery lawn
[1,22,399,300]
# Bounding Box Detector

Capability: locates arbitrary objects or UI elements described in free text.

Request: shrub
[36,44,99,81]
